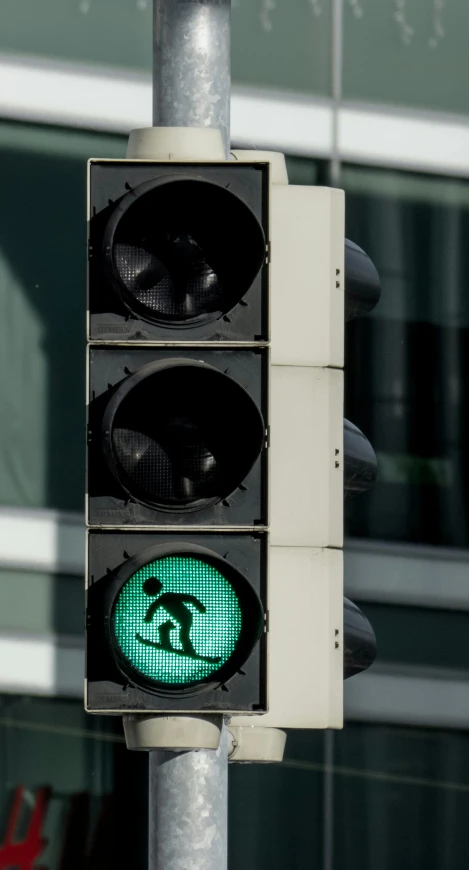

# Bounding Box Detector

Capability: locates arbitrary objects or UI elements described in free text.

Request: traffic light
[85,157,270,714]
[85,149,379,727]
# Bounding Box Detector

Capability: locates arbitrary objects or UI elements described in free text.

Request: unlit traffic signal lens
[102,360,265,511]
[103,178,266,327]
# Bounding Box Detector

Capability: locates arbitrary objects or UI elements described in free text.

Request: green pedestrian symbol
[112,555,243,686]
[136,576,222,664]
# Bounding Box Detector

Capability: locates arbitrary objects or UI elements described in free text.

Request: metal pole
[322,730,335,870]
[330,0,343,186]
[153,0,231,156]
[148,722,229,869]
[148,7,230,868]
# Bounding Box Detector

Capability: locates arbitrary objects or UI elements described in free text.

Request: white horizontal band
[231,86,333,157]
[338,104,469,177]
[0,507,84,576]
[0,631,84,698]
[2,509,469,614]
[0,54,152,134]
[345,663,469,730]
[0,628,465,731]
[1,53,469,177]
[345,538,469,611]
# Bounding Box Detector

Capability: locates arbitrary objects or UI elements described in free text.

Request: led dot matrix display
[112,555,243,686]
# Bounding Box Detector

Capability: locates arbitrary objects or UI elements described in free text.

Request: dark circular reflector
[103,360,265,511]
[103,178,266,327]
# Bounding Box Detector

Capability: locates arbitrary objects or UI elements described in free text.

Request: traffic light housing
[234,167,346,730]
[234,153,379,732]
[86,157,270,714]
[85,148,378,727]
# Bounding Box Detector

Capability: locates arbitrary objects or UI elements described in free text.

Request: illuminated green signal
[112,555,243,686]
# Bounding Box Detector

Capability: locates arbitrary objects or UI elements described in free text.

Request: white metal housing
[235,547,343,729]
[234,151,345,731]
[270,185,344,368]
[270,366,343,548]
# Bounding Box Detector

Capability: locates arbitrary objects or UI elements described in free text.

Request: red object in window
[0,786,50,870]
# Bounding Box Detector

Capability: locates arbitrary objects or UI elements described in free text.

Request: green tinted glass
[343,0,469,116]
[112,556,242,686]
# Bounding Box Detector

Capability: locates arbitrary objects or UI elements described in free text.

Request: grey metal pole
[148,6,231,868]
[330,0,343,186]
[153,0,231,156]
[322,730,335,870]
[148,722,229,869]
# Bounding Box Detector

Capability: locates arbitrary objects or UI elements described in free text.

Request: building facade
[0,1,469,867]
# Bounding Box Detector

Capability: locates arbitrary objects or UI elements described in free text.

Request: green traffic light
[112,555,243,686]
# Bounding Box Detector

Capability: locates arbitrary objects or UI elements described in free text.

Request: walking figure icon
[135,576,222,664]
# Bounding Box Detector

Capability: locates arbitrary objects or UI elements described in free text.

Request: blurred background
[0,1,469,868]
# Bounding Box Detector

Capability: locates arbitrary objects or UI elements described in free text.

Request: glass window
[0,695,147,869]
[356,603,469,671]
[0,0,152,71]
[285,155,325,186]
[231,722,469,870]
[334,723,469,870]
[344,165,469,547]
[343,0,469,116]
[0,0,332,97]
[232,0,332,95]
[229,729,325,870]
[0,569,82,636]
[0,122,127,511]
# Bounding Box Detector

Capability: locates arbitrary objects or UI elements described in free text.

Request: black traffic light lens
[114,231,220,321]
[104,179,266,327]
[103,361,265,511]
